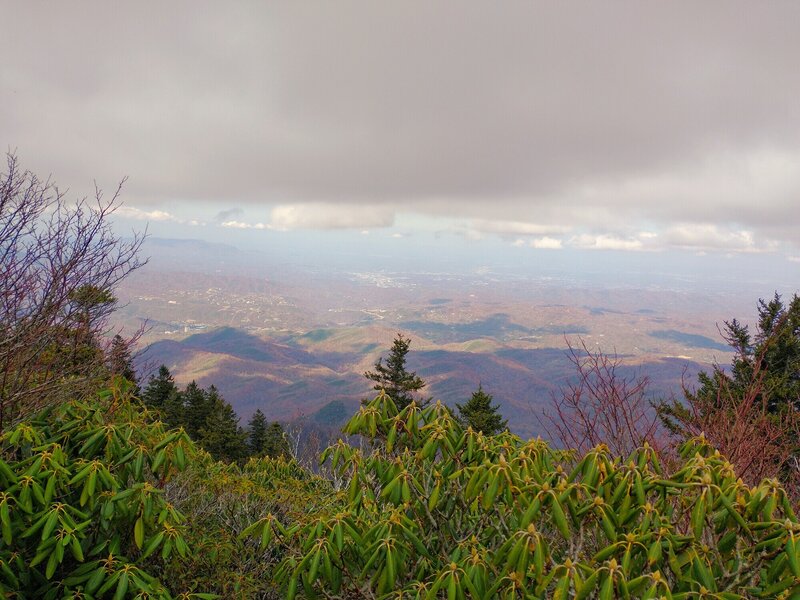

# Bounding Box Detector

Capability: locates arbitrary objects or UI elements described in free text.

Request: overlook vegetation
[3,380,800,599]
[2,155,800,598]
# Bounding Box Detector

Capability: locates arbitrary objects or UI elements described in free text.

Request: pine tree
[456,384,508,435]
[142,365,175,409]
[162,386,185,430]
[752,293,800,410]
[67,285,116,350]
[365,333,426,410]
[51,285,117,379]
[263,421,290,458]
[247,409,268,456]
[146,375,251,462]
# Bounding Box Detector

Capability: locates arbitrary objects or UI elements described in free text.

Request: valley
[118,238,745,438]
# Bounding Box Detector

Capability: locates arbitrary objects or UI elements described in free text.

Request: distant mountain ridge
[139,326,705,438]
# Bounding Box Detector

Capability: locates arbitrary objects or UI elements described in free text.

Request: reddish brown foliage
[540,339,664,458]
[669,352,799,490]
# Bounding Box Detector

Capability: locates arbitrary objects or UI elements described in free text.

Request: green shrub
[0,378,207,599]
[162,454,337,598]
[0,376,338,599]
[253,391,800,599]
[6,380,800,599]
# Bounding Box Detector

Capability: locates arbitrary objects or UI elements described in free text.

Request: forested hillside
[141,326,705,439]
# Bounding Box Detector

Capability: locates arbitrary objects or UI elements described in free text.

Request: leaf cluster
[0,378,207,599]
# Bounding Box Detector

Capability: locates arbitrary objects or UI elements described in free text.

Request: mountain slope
[139,327,705,438]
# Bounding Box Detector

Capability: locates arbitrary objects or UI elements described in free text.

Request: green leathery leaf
[550,494,570,538]
[134,516,144,549]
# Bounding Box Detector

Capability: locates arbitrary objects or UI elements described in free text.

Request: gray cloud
[214,207,244,223]
[2,2,799,249]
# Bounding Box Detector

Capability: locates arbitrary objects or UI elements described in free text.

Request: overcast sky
[3,2,800,260]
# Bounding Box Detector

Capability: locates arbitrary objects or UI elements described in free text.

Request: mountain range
[139,325,705,439]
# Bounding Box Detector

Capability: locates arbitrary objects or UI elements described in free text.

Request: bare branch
[539,338,664,458]
[0,153,146,428]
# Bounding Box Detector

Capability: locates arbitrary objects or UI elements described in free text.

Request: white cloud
[660,224,772,253]
[788,256,800,263]
[564,224,781,254]
[116,206,177,222]
[270,204,394,230]
[221,220,268,229]
[512,238,526,247]
[570,234,645,251]
[530,236,563,249]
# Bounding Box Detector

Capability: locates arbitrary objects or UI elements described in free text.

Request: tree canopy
[658,293,800,432]
[247,408,269,455]
[141,368,247,462]
[247,409,290,458]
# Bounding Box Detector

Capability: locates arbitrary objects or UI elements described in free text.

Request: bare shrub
[0,153,145,428]
[659,347,800,490]
[540,339,663,457]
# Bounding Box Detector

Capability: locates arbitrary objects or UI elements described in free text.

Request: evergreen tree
[247,409,268,455]
[658,293,800,436]
[142,365,176,409]
[456,384,508,435]
[751,293,800,410]
[107,334,138,390]
[162,386,185,430]
[197,392,247,462]
[67,285,116,350]
[141,365,182,426]
[49,285,117,380]
[263,421,291,458]
[365,333,426,410]
[182,381,211,439]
